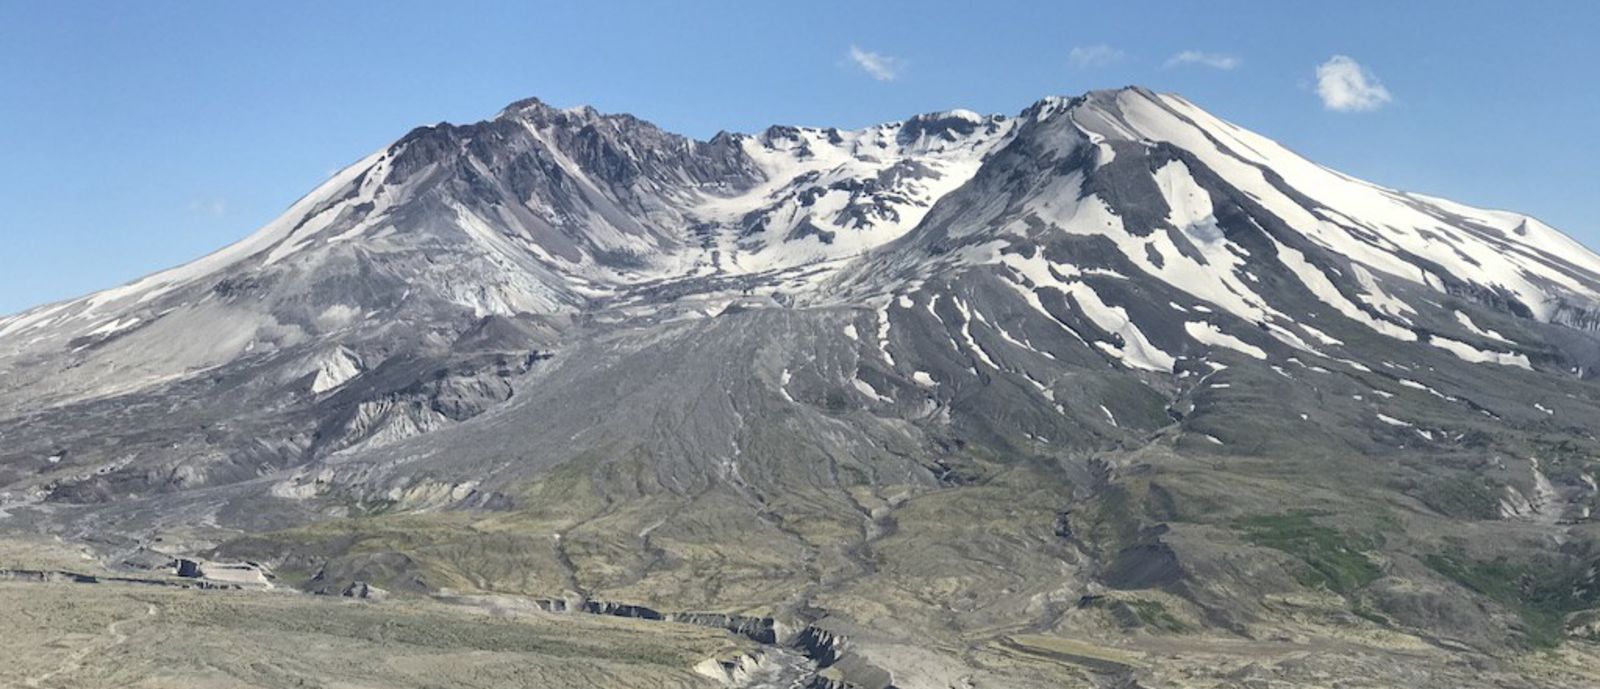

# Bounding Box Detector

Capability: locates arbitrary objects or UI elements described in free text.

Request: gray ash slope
[3,87,1600,687]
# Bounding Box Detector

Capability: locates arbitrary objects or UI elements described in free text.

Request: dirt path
[22,602,158,688]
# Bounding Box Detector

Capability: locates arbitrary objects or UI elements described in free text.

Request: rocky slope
[2,87,1600,688]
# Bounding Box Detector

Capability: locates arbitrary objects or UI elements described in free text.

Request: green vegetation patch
[1424,548,1597,649]
[1123,598,1190,633]
[1080,595,1190,633]
[1416,475,1503,520]
[1235,511,1382,596]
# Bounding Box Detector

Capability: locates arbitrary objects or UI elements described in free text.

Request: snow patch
[1426,334,1530,370]
[1184,321,1267,360]
[1454,310,1513,344]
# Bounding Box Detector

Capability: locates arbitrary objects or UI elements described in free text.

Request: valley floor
[3,570,1600,689]
[0,578,753,689]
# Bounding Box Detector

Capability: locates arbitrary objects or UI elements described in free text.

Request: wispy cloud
[847,45,901,81]
[1164,50,1240,70]
[187,198,227,218]
[1068,44,1124,69]
[1315,55,1392,112]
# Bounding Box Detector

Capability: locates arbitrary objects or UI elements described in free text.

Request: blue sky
[2,1,1597,315]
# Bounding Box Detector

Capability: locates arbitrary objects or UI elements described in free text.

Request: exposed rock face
[533,598,891,689]
[791,626,847,669]
[340,580,387,600]
[669,613,781,645]
[3,87,1600,688]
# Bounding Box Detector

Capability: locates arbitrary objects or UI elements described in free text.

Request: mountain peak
[5,87,1598,407]
[495,95,592,119]
[1020,85,1163,117]
[6,83,1600,689]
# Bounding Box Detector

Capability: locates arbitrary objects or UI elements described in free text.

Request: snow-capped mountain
[3,89,1592,404]
[4,83,1598,518]
[0,99,1027,410]
[835,88,1600,373]
[3,87,1600,688]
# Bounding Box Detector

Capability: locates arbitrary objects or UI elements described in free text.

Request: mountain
[3,87,1600,689]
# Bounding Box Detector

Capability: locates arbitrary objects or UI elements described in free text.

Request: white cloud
[848,45,901,82]
[1068,44,1124,69]
[187,198,227,218]
[1315,55,1392,112]
[1164,50,1240,70]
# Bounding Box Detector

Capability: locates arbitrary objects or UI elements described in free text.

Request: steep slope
[0,102,1019,414]
[4,88,1600,688]
[837,88,1600,374]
